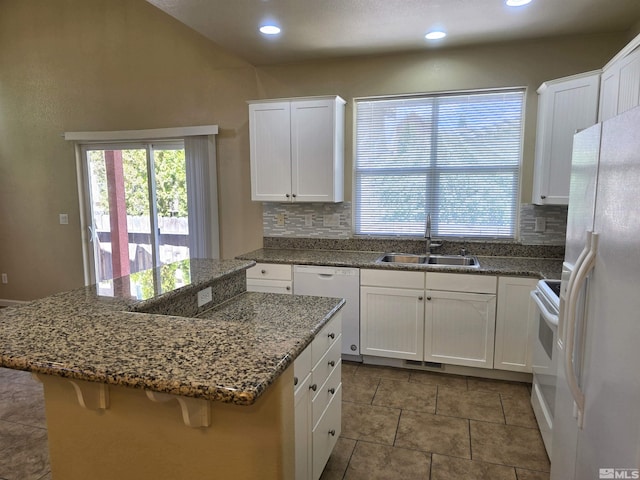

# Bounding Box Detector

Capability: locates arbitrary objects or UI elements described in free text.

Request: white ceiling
[147,0,640,65]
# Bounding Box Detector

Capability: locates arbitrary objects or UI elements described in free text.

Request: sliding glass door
[83,142,190,296]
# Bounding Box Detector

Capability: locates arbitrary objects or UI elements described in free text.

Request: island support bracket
[145,390,211,428]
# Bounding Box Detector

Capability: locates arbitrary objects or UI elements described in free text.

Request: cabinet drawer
[312,383,341,480]
[246,263,292,281]
[311,312,342,367]
[294,345,312,394]
[246,279,292,294]
[312,359,341,429]
[361,269,425,289]
[311,338,341,400]
[426,272,496,294]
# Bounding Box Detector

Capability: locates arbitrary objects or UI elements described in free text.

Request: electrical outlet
[304,214,313,227]
[275,213,285,227]
[197,287,213,307]
[534,217,546,232]
[1,273,7,284]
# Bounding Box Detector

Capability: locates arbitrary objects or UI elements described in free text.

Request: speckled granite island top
[0,258,345,406]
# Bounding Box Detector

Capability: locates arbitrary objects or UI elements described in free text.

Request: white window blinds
[354,89,524,238]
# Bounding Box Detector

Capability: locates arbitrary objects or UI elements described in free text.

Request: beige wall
[254,33,627,202]
[0,0,263,300]
[0,0,631,301]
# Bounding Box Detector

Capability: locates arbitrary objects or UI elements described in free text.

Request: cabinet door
[360,286,424,361]
[249,101,292,201]
[532,72,600,205]
[494,277,538,372]
[291,99,344,202]
[424,291,496,368]
[616,47,640,116]
[294,372,312,480]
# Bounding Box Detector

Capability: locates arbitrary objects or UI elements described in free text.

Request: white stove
[530,278,560,457]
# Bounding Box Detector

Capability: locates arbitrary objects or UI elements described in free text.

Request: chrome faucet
[425,213,431,255]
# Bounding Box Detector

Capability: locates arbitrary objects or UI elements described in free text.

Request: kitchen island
[0,258,344,480]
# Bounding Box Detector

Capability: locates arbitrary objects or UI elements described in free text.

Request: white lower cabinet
[293,312,342,480]
[423,290,496,368]
[493,277,538,372]
[360,269,498,368]
[246,263,293,294]
[360,286,425,360]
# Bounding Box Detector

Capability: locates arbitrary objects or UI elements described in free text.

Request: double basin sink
[376,253,480,268]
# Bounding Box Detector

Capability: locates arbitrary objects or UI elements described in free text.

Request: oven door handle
[530,290,559,327]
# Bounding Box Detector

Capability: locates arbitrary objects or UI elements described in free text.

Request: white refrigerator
[551,105,640,479]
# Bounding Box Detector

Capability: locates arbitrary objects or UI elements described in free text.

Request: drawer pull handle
[310,384,317,392]
[329,429,336,436]
[294,376,298,386]
[328,388,335,394]
[328,360,335,367]
[328,333,335,339]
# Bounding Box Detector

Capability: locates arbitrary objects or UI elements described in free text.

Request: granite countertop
[0,258,344,406]
[236,248,563,279]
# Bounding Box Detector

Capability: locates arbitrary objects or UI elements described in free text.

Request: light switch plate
[59,213,69,225]
[197,287,213,307]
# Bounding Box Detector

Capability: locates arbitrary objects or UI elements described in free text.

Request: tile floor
[320,362,550,480]
[0,363,549,480]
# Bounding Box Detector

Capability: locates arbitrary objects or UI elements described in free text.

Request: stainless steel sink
[376,253,480,268]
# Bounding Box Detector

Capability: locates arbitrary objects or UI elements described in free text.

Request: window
[67,126,219,297]
[354,89,524,238]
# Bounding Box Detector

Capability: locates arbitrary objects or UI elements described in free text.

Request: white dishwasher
[293,265,361,359]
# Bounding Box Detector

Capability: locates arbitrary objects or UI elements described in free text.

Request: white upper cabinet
[248,96,345,203]
[532,71,600,205]
[599,35,640,122]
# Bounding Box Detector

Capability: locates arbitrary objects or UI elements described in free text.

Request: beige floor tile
[320,437,356,480]
[341,402,401,445]
[0,379,47,429]
[431,453,517,480]
[409,370,468,390]
[467,377,530,397]
[470,421,550,472]
[501,393,538,428]
[396,410,471,459]
[355,364,411,381]
[515,468,550,480]
[342,375,380,404]
[372,378,436,413]
[341,361,360,378]
[344,441,431,480]
[0,420,50,480]
[437,387,505,423]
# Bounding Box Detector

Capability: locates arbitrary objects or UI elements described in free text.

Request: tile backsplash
[263,202,567,246]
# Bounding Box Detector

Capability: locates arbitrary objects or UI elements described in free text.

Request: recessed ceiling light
[259,25,281,35]
[425,31,447,40]
[506,0,532,6]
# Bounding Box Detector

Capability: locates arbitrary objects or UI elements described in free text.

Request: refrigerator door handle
[564,231,599,429]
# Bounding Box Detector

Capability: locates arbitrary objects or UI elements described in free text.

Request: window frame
[352,87,525,240]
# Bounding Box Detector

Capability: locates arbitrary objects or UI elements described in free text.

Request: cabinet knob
[310,384,317,392]
[418,296,423,301]
[328,387,336,394]
[261,269,266,274]
[427,296,432,301]
[329,429,336,436]
[294,376,298,386]
[540,195,547,199]
[328,332,335,339]
[285,193,290,198]
[292,193,297,198]
[286,286,291,291]
[328,360,335,367]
